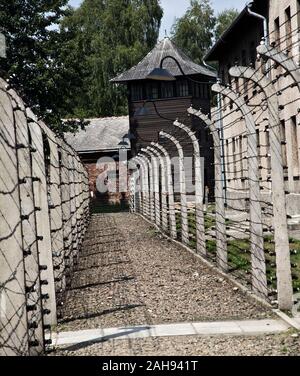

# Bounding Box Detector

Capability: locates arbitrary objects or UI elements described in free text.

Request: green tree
[171,0,216,64]
[62,0,163,118]
[215,8,239,40]
[0,0,80,133]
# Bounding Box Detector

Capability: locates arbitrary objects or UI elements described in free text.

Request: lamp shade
[118,140,130,149]
[146,67,176,81]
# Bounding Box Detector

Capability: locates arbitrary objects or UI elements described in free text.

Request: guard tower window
[131,83,144,101]
[161,82,174,98]
[147,82,159,100]
[201,84,209,99]
[176,79,190,97]
[192,82,200,97]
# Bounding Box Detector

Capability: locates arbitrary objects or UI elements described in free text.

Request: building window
[226,139,230,177]
[239,135,243,179]
[161,82,174,98]
[131,83,144,101]
[285,7,292,55]
[256,129,260,158]
[232,137,237,179]
[291,116,299,176]
[234,77,239,93]
[249,41,256,66]
[176,80,190,97]
[274,17,280,47]
[280,120,287,169]
[256,129,260,146]
[146,82,159,100]
[265,130,271,172]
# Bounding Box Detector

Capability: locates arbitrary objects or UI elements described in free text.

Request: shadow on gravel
[70,276,135,291]
[60,325,151,352]
[81,248,125,257]
[75,260,131,273]
[59,304,145,324]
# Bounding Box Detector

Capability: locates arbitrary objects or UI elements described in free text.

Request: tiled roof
[64,116,130,153]
[111,37,216,83]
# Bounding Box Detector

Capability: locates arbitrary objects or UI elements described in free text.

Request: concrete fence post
[0,82,29,356]
[174,120,206,256]
[68,154,78,265]
[147,146,169,232]
[138,154,155,222]
[151,142,177,239]
[135,156,151,218]
[135,168,142,213]
[159,131,189,245]
[12,93,44,355]
[73,157,80,251]
[188,107,228,272]
[212,83,268,300]
[257,42,300,92]
[40,126,65,298]
[0,77,89,355]
[129,172,135,213]
[26,110,57,328]
[142,148,161,227]
[58,143,72,280]
[132,158,144,215]
[230,65,294,310]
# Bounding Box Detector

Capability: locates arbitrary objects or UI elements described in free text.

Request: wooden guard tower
[111,37,216,198]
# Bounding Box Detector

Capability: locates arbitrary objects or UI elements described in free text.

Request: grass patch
[177,213,300,293]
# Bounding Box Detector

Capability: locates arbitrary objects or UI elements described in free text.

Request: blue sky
[68,0,247,38]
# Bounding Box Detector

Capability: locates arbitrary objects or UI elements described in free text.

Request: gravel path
[57,213,272,334]
[52,332,300,356]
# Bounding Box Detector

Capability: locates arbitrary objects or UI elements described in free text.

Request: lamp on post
[147,55,214,85]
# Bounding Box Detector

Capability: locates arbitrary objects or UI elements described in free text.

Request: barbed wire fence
[0,77,90,355]
[130,10,300,312]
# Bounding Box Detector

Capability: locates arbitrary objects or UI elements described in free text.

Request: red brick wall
[84,160,129,206]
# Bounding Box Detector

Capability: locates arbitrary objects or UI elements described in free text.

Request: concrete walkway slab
[52,319,291,347]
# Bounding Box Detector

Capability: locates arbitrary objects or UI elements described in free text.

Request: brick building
[65,116,131,208]
[205,0,300,215]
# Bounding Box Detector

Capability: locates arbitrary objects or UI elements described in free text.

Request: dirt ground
[57,213,272,333]
[49,213,300,356]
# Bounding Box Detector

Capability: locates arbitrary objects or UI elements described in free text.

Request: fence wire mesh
[0,78,90,355]
[130,10,300,313]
